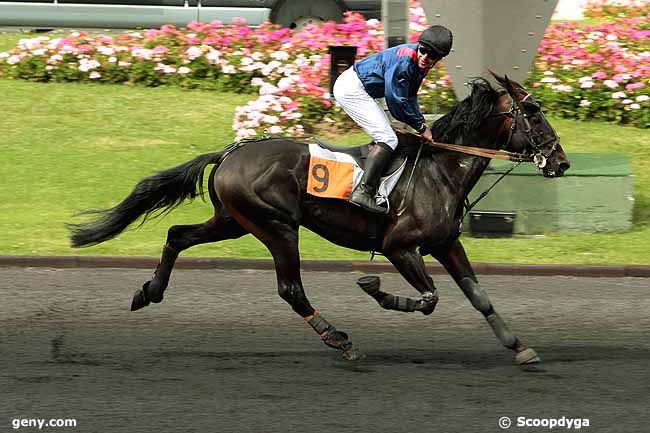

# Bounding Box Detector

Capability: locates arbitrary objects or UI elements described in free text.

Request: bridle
[490,91,560,169]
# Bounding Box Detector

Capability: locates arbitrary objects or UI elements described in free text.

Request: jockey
[333,25,453,214]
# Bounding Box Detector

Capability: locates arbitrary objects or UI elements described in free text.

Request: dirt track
[1,268,649,433]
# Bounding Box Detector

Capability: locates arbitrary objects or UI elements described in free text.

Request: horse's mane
[431,78,501,144]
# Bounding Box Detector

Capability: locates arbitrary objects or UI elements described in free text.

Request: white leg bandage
[333,67,399,150]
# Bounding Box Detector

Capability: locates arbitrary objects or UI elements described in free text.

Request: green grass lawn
[1,77,648,264]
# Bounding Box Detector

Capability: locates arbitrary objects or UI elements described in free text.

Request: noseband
[490,92,560,169]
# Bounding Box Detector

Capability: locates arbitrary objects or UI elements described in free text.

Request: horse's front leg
[366,247,439,315]
[433,239,540,365]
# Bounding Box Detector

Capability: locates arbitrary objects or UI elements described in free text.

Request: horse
[68,72,571,364]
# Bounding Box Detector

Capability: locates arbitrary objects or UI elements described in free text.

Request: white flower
[108,56,117,63]
[131,48,153,60]
[222,64,236,74]
[251,77,265,86]
[78,58,101,72]
[263,115,279,124]
[48,54,63,63]
[89,71,101,79]
[271,51,290,61]
[579,76,593,83]
[636,95,649,102]
[630,103,641,110]
[259,83,279,95]
[277,77,295,90]
[621,99,633,105]
[0,52,8,59]
[580,82,594,88]
[541,77,558,83]
[551,84,573,92]
[580,99,591,107]
[606,34,618,41]
[267,125,283,134]
[177,66,191,74]
[118,60,131,67]
[612,91,627,99]
[206,49,221,63]
[603,80,619,89]
[97,46,114,56]
[186,46,203,60]
[7,55,21,65]
[543,70,554,76]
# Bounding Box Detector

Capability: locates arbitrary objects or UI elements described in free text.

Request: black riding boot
[350,142,392,214]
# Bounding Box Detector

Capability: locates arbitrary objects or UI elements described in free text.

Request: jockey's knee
[383,134,399,150]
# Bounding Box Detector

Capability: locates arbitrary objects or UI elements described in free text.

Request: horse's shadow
[151,344,650,375]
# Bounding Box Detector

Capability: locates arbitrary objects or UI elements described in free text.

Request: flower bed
[0,1,647,135]
[584,0,650,20]
[529,14,650,128]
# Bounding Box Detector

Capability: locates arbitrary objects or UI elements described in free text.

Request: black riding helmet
[418,25,453,58]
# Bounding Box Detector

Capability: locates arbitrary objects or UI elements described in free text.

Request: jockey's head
[417,25,453,69]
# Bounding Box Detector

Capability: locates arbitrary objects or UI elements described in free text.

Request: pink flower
[625,82,645,91]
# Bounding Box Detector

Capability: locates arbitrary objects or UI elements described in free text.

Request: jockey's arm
[384,67,427,135]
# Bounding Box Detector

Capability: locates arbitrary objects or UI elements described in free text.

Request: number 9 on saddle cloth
[306,140,408,212]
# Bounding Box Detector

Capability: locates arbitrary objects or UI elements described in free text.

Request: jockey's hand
[420,125,434,143]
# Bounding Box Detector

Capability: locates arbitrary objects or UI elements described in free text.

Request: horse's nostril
[560,162,571,172]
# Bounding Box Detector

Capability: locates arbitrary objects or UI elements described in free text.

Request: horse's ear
[489,69,506,85]
[501,74,518,95]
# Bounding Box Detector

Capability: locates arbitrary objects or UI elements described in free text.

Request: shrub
[0,1,647,135]
[529,16,650,128]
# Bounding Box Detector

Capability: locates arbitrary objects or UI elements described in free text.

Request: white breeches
[333,67,399,150]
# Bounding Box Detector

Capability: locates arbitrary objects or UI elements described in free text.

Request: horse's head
[490,72,571,178]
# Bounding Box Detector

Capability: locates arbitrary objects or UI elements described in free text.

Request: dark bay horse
[69,73,570,364]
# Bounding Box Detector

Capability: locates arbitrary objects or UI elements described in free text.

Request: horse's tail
[68,151,225,248]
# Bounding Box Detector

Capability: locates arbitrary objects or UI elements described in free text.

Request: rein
[392,127,532,163]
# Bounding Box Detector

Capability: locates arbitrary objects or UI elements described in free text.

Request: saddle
[313,138,412,176]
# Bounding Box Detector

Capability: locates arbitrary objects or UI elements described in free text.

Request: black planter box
[468,211,517,237]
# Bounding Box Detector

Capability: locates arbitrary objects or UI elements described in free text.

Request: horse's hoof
[515,348,541,365]
[342,347,364,362]
[130,289,150,311]
[142,280,164,303]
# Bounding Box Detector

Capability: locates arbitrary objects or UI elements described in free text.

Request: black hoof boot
[143,279,165,303]
[130,288,150,311]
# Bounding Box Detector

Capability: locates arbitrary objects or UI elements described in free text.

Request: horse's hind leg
[243,219,361,361]
[433,239,540,365]
[131,213,247,311]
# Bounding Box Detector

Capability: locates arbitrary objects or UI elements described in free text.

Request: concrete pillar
[419,0,558,98]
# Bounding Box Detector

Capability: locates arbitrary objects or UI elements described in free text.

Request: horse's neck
[435,152,491,203]
[425,122,504,216]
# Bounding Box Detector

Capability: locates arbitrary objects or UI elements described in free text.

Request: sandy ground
[1,267,649,433]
